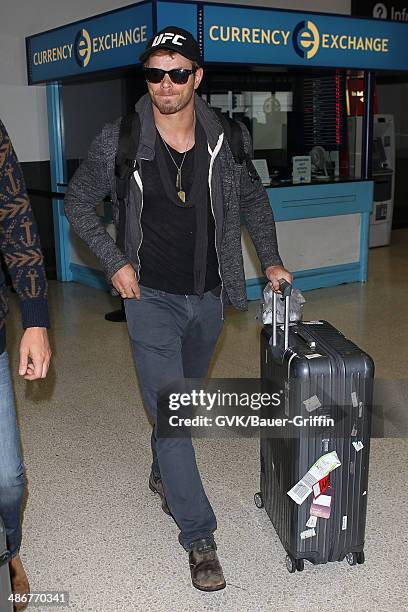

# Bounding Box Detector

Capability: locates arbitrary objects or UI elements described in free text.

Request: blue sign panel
[27,2,153,83]
[203,4,408,70]
[26,1,408,83]
[156,1,198,37]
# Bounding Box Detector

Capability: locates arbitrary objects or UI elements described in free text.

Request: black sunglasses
[143,67,197,84]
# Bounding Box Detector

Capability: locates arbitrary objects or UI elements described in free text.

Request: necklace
[158,118,195,203]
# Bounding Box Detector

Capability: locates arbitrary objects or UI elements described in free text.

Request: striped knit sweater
[0,119,49,355]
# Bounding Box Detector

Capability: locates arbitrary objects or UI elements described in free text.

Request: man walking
[0,118,51,610]
[65,26,291,591]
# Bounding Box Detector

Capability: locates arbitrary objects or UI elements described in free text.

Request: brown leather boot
[189,538,226,592]
[9,554,30,612]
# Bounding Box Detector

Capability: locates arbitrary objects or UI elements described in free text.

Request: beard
[150,88,194,115]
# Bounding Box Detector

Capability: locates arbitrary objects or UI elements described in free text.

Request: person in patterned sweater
[0,118,51,611]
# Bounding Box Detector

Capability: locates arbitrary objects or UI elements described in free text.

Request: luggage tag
[312,474,330,497]
[310,486,333,519]
[287,451,341,505]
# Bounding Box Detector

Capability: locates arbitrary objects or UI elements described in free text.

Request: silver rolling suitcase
[255,281,374,572]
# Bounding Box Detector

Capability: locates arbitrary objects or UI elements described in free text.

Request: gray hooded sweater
[64,93,282,311]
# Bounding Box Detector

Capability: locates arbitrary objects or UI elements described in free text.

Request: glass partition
[201,67,363,186]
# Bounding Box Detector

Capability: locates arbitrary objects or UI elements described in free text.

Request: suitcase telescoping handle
[272,279,293,350]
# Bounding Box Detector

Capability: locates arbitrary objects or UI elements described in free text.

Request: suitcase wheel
[356,551,365,565]
[345,552,358,566]
[295,558,304,572]
[285,554,296,573]
[254,492,264,509]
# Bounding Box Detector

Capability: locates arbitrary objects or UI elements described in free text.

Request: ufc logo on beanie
[152,32,186,47]
[139,26,201,65]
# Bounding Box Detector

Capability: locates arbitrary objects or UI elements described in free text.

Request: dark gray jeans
[125,285,223,550]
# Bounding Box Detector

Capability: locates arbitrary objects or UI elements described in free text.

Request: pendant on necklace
[176,169,186,202]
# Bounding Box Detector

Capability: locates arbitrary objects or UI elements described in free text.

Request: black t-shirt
[138,134,220,294]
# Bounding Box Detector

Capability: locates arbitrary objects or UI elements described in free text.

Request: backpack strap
[213,109,260,183]
[115,113,141,251]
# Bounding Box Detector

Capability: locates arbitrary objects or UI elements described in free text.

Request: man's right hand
[111,264,140,299]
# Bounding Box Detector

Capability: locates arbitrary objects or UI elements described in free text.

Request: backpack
[114,110,260,250]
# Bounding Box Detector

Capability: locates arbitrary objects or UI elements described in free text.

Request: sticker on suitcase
[303,395,322,412]
[352,441,364,452]
[306,515,317,528]
[300,528,316,540]
[287,451,341,505]
[303,321,324,325]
